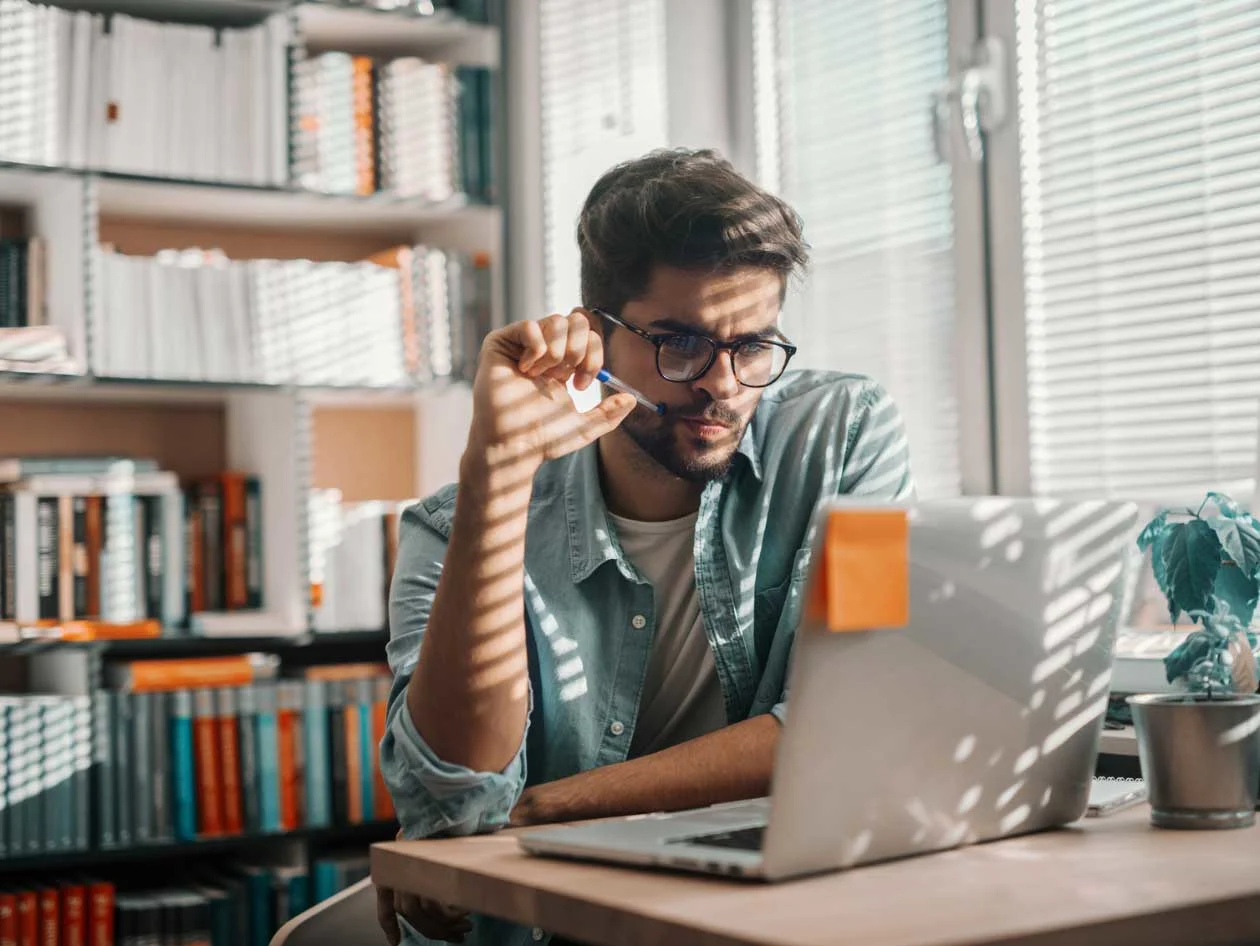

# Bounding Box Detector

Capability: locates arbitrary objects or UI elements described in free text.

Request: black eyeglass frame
[589,307,797,388]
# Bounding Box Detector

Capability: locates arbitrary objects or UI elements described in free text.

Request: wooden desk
[371,807,1260,946]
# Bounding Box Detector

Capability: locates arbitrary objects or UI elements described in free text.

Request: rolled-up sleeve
[378,499,529,839]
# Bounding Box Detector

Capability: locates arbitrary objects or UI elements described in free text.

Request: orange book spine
[344,692,363,824]
[59,886,84,946]
[277,701,299,831]
[36,891,56,946]
[193,689,224,836]
[352,56,376,196]
[220,473,248,610]
[58,496,74,621]
[84,496,103,618]
[15,893,35,946]
[372,676,392,820]
[217,688,244,835]
[87,884,113,946]
[123,656,260,692]
[303,662,390,682]
[0,893,17,946]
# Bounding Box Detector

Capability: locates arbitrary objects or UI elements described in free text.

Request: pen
[595,369,666,415]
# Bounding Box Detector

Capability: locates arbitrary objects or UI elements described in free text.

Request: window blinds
[767,0,961,498]
[539,0,669,316]
[1016,0,1260,499]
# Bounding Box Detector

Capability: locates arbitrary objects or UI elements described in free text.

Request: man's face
[601,265,783,482]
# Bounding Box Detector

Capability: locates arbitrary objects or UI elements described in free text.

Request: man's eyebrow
[647,317,781,341]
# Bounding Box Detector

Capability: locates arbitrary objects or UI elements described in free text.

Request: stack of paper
[0,0,290,184]
[96,250,411,386]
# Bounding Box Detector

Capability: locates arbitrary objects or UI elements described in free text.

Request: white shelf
[44,0,288,27]
[297,4,498,65]
[0,373,427,406]
[96,175,499,233]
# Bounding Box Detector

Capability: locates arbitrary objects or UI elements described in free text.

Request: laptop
[517,496,1139,881]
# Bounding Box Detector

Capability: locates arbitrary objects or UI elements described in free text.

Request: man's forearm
[513,715,780,825]
[406,449,536,773]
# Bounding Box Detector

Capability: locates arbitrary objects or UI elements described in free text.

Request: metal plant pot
[1129,693,1260,829]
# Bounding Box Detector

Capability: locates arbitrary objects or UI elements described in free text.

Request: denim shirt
[380,370,914,946]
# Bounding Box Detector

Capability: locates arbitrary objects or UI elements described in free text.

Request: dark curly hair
[577,148,809,317]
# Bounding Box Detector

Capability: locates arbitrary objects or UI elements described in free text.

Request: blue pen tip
[595,369,610,383]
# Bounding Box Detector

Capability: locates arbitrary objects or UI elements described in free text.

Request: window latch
[931,37,1008,164]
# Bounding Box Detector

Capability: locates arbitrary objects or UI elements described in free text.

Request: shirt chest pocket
[752,545,814,646]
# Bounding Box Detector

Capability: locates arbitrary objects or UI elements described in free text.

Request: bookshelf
[0,0,500,938]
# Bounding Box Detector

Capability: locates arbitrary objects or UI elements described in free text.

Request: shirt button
[631,614,647,629]
[532,929,545,942]
[609,720,625,736]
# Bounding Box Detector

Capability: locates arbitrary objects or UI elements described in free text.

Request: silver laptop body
[517,497,1139,881]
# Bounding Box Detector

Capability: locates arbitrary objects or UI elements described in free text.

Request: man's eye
[662,335,709,356]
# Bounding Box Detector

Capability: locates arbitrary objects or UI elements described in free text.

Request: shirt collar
[562,420,763,584]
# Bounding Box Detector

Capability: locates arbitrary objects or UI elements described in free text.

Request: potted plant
[1129,491,1260,829]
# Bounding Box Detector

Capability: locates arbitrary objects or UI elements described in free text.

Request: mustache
[669,404,742,426]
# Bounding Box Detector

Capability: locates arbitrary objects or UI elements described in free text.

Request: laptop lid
[760,496,1138,880]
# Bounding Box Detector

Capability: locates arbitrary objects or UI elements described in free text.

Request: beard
[615,395,747,483]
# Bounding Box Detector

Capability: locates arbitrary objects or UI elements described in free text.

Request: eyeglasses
[591,308,797,388]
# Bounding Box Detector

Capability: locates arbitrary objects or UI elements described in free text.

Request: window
[1004,0,1260,500]
[756,0,964,499]
[539,0,669,316]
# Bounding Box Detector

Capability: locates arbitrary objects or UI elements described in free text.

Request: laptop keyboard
[668,825,765,851]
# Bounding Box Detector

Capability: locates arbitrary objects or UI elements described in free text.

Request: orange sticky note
[806,509,909,632]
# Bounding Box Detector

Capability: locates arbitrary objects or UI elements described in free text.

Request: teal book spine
[7,700,24,855]
[302,680,330,828]
[455,66,482,200]
[0,701,7,857]
[92,691,116,848]
[357,678,375,818]
[244,867,272,946]
[254,683,281,832]
[72,695,91,849]
[170,689,198,841]
[285,872,309,922]
[131,691,153,843]
[311,861,337,904]
[150,690,171,842]
[113,691,132,846]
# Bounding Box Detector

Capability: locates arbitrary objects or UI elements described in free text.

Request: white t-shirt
[607,510,728,757]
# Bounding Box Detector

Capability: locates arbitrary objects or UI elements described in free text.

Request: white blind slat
[771,0,959,499]
[540,0,668,320]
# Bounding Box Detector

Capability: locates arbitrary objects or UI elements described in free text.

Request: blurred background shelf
[0,820,398,875]
[0,628,389,661]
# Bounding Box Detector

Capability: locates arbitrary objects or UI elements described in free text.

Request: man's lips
[677,416,735,433]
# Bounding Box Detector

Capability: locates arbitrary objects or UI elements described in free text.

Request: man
[377,149,914,944]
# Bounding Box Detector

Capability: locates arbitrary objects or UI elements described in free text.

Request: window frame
[742,0,997,497]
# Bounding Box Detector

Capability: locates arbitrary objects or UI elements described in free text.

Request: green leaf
[1165,631,1214,684]
[1206,491,1243,518]
[1163,520,1222,619]
[1212,564,1258,629]
[1137,510,1169,552]
[1208,515,1260,577]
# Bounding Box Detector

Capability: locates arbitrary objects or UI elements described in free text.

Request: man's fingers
[420,897,471,922]
[516,318,551,373]
[573,328,604,391]
[522,313,570,376]
[397,893,472,943]
[556,393,637,455]
[376,885,401,946]
[545,314,589,382]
